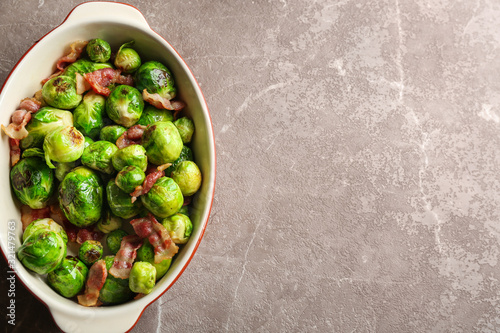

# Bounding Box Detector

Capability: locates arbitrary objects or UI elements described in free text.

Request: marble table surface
[1,0,500,332]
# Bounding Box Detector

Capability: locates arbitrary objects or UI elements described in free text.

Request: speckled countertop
[1,0,500,332]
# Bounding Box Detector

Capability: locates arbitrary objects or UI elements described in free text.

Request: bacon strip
[19,98,41,113]
[116,125,146,149]
[76,228,103,245]
[84,68,133,97]
[77,259,107,307]
[9,138,21,167]
[75,72,91,94]
[142,89,185,111]
[2,109,32,140]
[20,205,51,231]
[109,235,143,279]
[56,40,88,71]
[130,167,166,203]
[130,213,179,264]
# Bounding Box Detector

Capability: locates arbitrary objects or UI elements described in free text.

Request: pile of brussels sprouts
[12,38,202,305]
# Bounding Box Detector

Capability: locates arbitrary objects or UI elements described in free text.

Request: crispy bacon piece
[20,205,51,231]
[130,167,167,203]
[9,138,21,167]
[130,213,178,264]
[63,221,79,243]
[41,70,63,85]
[2,109,32,140]
[49,203,68,226]
[116,125,146,149]
[78,259,107,307]
[84,68,133,97]
[19,98,41,113]
[142,89,186,111]
[109,235,143,279]
[76,228,103,245]
[56,40,88,71]
[75,72,91,94]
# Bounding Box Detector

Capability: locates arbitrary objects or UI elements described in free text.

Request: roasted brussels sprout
[106,180,142,219]
[112,144,147,172]
[129,262,156,294]
[47,256,88,298]
[43,126,85,169]
[99,255,133,304]
[99,124,127,143]
[142,121,183,165]
[21,147,44,159]
[58,166,104,227]
[177,205,189,217]
[84,136,94,148]
[136,239,171,280]
[141,177,183,218]
[115,165,145,193]
[23,218,68,244]
[135,61,176,100]
[81,140,119,174]
[171,161,202,196]
[73,91,106,139]
[86,38,111,63]
[62,59,113,79]
[78,240,103,266]
[21,107,73,149]
[114,41,141,74]
[42,75,82,109]
[162,213,193,244]
[96,210,123,234]
[10,157,54,209]
[17,229,66,274]
[55,161,77,182]
[105,85,144,127]
[106,229,128,255]
[137,105,174,126]
[173,117,194,144]
[164,145,193,176]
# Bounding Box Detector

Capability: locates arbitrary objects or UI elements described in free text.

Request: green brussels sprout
[81,140,119,174]
[171,161,202,196]
[73,91,106,139]
[112,144,147,172]
[141,177,183,218]
[173,117,194,144]
[86,38,111,63]
[106,229,128,255]
[142,121,183,165]
[21,147,44,159]
[23,218,68,244]
[177,205,189,217]
[84,136,94,148]
[43,126,85,169]
[114,41,141,74]
[137,105,174,126]
[105,85,144,127]
[136,239,171,281]
[17,229,66,274]
[115,165,145,193]
[10,157,54,209]
[129,261,156,294]
[135,61,177,100]
[62,59,113,79]
[21,107,73,149]
[58,166,104,227]
[55,161,77,182]
[106,180,142,219]
[164,145,193,176]
[42,75,82,109]
[99,125,127,143]
[162,213,193,244]
[47,256,88,298]
[78,240,103,266]
[99,255,133,304]
[96,210,123,234]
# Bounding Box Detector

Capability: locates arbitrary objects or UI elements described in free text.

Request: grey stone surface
[1,0,500,332]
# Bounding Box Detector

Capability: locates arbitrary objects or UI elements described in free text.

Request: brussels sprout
[106,229,128,255]
[84,136,94,149]
[43,126,85,169]
[42,75,82,109]
[21,107,73,149]
[47,256,88,298]
[105,85,144,127]
[177,205,189,217]
[142,121,183,165]
[73,91,106,139]
[136,239,172,280]
[162,213,193,244]
[17,229,66,274]
[21,147,44,159]
[137,105,174,126]
[99,125,127,143]
[58,166,104,227]
[164,145,193,176]
[112,144,147,172]
[171,161,202,196]
[78,240,103,266]
[86,38,111,63]
[99,255,133,304]
[10,157,54,209]
[141,177,183,218]
[135,61,176,100]
[23,218,68,244]
[173,117,194,144]
[129,262,156,294]
[115,165,145,193]
[81,140,119,174]
[55,161,77,182]
[96,210,123,234]
[106,180,142,219]
[114,41,141,74]
[63,59,113,79]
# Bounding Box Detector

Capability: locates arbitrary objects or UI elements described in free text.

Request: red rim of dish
[0,2,216,332]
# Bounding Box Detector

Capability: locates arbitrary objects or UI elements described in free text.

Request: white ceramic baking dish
[0,2,215,332]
